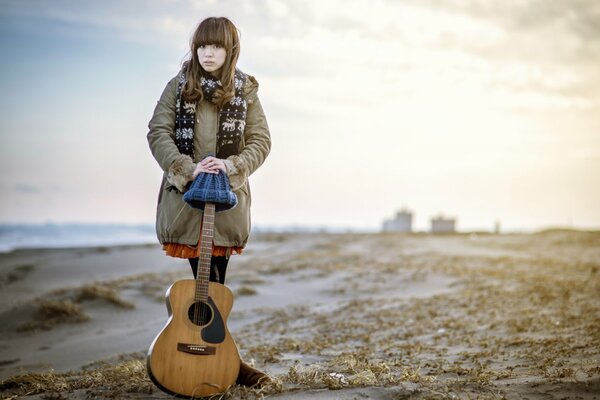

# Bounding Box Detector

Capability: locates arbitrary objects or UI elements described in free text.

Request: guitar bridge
[177,343,217,355]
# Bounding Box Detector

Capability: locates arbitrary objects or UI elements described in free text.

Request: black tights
[188,256,229,284]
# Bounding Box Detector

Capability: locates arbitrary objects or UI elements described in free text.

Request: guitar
[147,202,241,398]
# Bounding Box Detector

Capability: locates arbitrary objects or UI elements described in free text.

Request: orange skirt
[162,242,244,259]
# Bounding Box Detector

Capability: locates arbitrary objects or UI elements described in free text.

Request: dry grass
[76,284,135,309]
[0,352,283,400]
[18,300,90,331]
[15,270,188,332]
[232,230,600,398]
[239,277,267,285]
[3,230,599,399]
[236,286,258,296]
[0,264,34,286]
[0,357,154,399]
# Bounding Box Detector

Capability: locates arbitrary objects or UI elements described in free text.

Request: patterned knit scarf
[174,68,249,160]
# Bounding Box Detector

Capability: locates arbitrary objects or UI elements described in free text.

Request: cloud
[13,184,40,193]
[402,0,600,57]
[2,0,598,112]
[5,183,63,194]
[0,0,198,47]
[0,0,598,227]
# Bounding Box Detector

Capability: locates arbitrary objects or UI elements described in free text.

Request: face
[197,44,227,76]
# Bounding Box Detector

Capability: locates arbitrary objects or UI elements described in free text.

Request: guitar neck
[195,202,216,302]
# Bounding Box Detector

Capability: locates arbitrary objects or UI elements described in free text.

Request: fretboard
[195,202,216,302]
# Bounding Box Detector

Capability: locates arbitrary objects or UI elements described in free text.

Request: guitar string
[194,211,206,326]
[204,203,214,329]
[200,205,208,329]
[195,213,204,327]
[197,202,214,332]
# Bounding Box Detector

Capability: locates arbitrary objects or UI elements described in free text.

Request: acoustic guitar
[147,202,241,398]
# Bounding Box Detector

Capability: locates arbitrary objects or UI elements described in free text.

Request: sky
[0,0,599,232]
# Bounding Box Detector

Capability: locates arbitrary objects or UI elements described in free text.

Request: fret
[194,203,216,302]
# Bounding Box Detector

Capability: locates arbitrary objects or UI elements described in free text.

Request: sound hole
[188,301,213,326]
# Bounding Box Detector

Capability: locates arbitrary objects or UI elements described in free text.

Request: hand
[193,156,226,178]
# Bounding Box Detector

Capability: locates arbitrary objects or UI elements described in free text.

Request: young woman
[146,16,272,387]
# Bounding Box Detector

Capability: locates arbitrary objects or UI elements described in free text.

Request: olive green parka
[146,70,271,248]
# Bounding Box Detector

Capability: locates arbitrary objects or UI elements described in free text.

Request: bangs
[183,17,241,104]
[195,19,229,48]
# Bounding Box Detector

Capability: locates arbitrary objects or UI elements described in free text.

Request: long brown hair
[181,17,241,108]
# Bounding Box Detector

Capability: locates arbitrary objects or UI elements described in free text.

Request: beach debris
[0,264,34,287]
[76,284,134,309]
[0,359,154,399]
[0,358,20,367]
[239,277,268,285]
[328,372,347,385]
[2,230,599,399]
[18,300,89,331]
[236,286,258,296]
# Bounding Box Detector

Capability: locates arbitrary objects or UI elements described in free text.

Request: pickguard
[201,296,225,343]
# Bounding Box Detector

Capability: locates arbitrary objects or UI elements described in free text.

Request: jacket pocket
[214,183,250,245]
[157,186,199,242]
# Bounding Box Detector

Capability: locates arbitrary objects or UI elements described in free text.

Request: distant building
[494,219,501,234]
[431,214,456,233]
[383,208,413,232]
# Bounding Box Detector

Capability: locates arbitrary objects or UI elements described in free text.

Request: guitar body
[147,279,241,398]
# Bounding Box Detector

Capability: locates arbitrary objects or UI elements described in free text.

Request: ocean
[0,223,158,253]
[0,223,373,253]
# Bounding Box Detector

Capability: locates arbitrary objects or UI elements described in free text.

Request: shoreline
[2,226,599,255]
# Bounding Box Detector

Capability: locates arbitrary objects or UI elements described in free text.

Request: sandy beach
[0,230,598,399]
